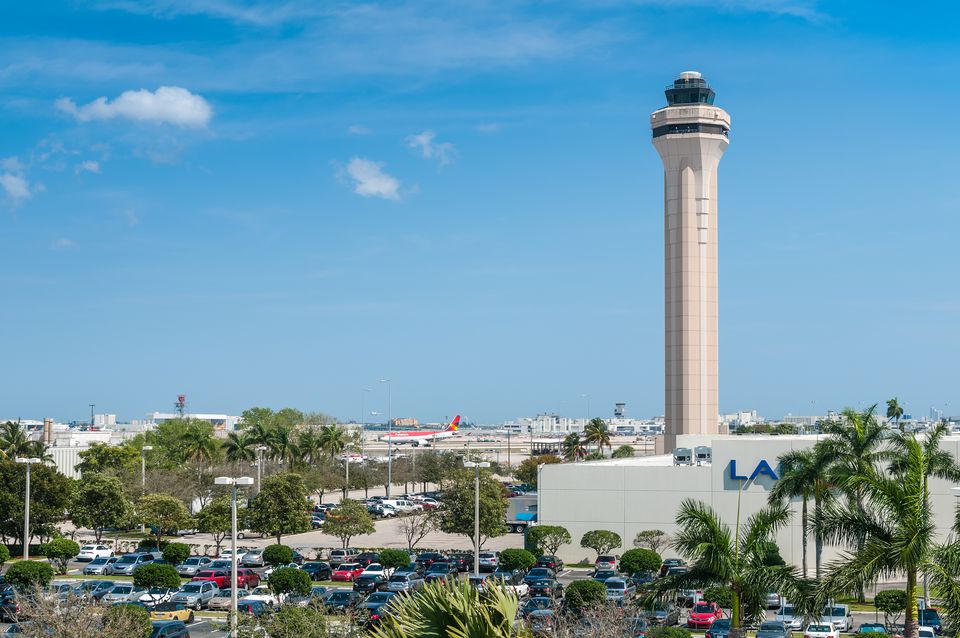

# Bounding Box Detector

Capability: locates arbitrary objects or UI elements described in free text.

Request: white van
[381,499,421,513]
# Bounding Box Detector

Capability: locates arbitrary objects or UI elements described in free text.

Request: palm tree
[818,425,960,638]
[370,579,518,638]
[0,420,32,458]
[317,425,346,458]
[222,431,255,464]
[182,423,219,465]
[886,397,905,431]
[769,447,833,578]
[561,433,586,462]
[267,425,300,464]
[297,427,324,465]
[657,498,795,634]
[582,418,611,454]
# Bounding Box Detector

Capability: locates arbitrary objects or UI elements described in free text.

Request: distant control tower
[651,71,730,451]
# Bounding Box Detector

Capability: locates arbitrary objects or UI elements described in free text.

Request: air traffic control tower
[651,71,730,452]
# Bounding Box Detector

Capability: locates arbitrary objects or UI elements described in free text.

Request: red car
[236,568,261,589]
[192,569,230,588]
[687,601,723,629]
[331,562,364,582]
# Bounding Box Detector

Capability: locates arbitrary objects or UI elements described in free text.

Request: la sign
[728,459,779,481]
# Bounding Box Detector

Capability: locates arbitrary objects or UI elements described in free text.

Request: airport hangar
[537,433,960,565]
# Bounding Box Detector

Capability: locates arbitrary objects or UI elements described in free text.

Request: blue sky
[2,0,959,425]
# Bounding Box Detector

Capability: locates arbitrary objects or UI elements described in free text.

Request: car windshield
[693,603,713,613]
[607,582,626,590]
[780,607,795,616]
[117,556,138,564]
[595,571,615,578]
[598,556,615,562]
[760,623,784,631]
[920,611,940,620]
[825,607,845,616]
[810,626,832,632]
[714,620,731,628]
[154,602,181,611]
[111,586,132,594]
[367,593,392,603]
[427,563,448,571]
[339,564,359,570]
[329,593,350,602]
[181,585,202,593]
[90,558,108,564]
[389,576,408,582]
[184,558,202,565]
[528,569,550,577]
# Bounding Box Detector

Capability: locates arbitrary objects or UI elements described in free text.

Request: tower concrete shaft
[651,71,730,451]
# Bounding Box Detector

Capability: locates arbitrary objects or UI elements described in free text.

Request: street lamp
[254,446,268,494]
[16,458,41,560]
[380,379,392,498]
[464,460,490,575]
[214,476,254,638]
[140,446,153,533]
[360,388,372,461]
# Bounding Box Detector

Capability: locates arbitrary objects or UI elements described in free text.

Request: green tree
[703,586,735,609]
[380,548,412,571]
[0,460,75,548]
[514,455,562,489]
[267,425,300,464]
[564,580,606,610]
[222,431,256,465]
[323,499,375,548]
[39,537,80,574]
[133,563,181,589]
[612,445,635,459]
[498,548,536,572]
[561,433,587,463]
[886,397,905,431]
[195,496,236,556]
[582,418,612,453]
[370,580,518,638]
[0,421,32,458]
[657,499,794,634]
[580,530,622,557]
[268,566,312,596]
[875,590,908,628]
[4,560,53,588]
[317,425,346,458]
[181,421,220,466]
[105,604,153,638]
[435,470,508,548]
[238,605,329,638]
[768,446,832,578]
[70,473,131,542]
[247,473,311,544]
[137,493,193,549]
[162,542,191,565]
[527,525,572,557]
[0,544,9,566]
[263,544,294,567]
[633,529,670,554]
[76,442,140,476]
[620,548,662,576]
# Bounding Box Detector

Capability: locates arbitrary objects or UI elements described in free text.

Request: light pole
[254,446,268,494]
[361,388,371,462]
[16,457,40,559]
[464,460,490,575]
[89,404,95,427]
[380,379,392,498]
[214,476,254,638]
[140,446,153,533]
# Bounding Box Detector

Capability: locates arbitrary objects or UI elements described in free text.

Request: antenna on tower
[175,395,186,418]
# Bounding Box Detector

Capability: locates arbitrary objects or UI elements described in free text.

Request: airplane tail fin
[447,415,461,432]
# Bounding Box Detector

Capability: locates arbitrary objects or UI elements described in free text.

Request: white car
[361,563,394,578]
[775,604,803,631]
[220,548,248,561]
[76,544,113,561]
[919,627,937,638]
[804,622,840,638]
[263,562,300,578]
[242,585,283,606]
[138,587,176,607]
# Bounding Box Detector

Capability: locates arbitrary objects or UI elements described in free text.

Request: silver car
[241,550,265,567]
[101,584,147,604]
[177,556,213,577]
[83,556,118,575]
[171,581,219,610]
[478,552,499,573]
[207,588,249,611]
[386,573,425,593]
[774,604,803,631]
[109,553,154,576]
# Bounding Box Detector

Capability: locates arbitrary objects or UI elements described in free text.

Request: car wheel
[237,532,245,539]
[194,600,202,611]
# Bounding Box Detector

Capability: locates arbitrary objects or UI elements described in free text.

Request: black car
[446,554,473,572]
[521,596,555,619]
[355,552,381,568]
[0,597,21,623]
[290,550,306,565]
[535,555,564,571]
[353,574,388,594]
[415,552,445,571]
[150,621,190,638]
[301,562,333,581]
[357,592,397,627]
[630,571,656,586]
[755,621,789,638]
[325,591,362,613]
[523,567,556,585]
[424,562,458,581]
[659,558,685,577]
[528,579,563,599]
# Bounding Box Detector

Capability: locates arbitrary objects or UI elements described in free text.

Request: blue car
[150,620,190,638]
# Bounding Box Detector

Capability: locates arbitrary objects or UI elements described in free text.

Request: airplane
[378,415,460,447]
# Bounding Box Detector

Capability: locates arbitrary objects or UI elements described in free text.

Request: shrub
[38,537,80,574]
[268,566,312,596]
[703,586,734,609]
[564,579,606,609]
[0,544,10,566]
[133,563,181,589]
[498,548,536,572]
[527,525,571,556]
[379,548,412,571]
[4,560,54,588]
[263,544,294,567]
[137,538,169,552]
[648,627,694,638]
[105,602,152,637]
[619,548,662,576]
[579,530,622,557]
[162,542,191,566]
[875,589,908,626]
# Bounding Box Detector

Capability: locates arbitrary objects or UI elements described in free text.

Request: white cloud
[0,173,30,203]
[76,160,101,174]
[345,158,401,201]
[476,123,500,134]
[50,238,76,250]
[1,157,23,171]
[347,124,371,135]
[406,130,456,166]
[56,86,213,128]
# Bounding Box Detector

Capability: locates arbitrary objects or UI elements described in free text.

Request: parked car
[328,548,358,567]
[263,562,299,578]
[775,604,804,631]
[394,563,420,577]
[207,588,248,612]
[324,590,362,614]
[528,579,563,599]
[386,573,425,593]
[676,589,701,607]
[535,556,564,572]
[171,581,219,610]
[591,569,618,583]
[138,587,177,607]
[706,618,733,638]
[856,624,888,636]
[659,558,686,577]
[287,586,332,608]
[149,620,190,638]
[301,561,333,581]
[176,557,212,577]
[477,552,499,573]
[236,600,270,617]
[207,559,232,571]
[74,580,116,601]
[219,548,247,562]
[765,592,783,609]
[821,605,854,632]
[110,553,154,576]
[355,552,381,568]
[103,584,147,605]
[687,601,723,629]
[83,556,118,575]
[354,574,389,594]
[424,562,457,583]
[521,596,556,619]
[595,555,619,571]
[491,569,529,597]
[528,609,556,636]
[605,578,636,605]
[630,570,656,587]
[756,621,790,638]
[243,585,281,607]
[357,592,397,628]
[415,552,446,571]
[643,601,680,627]
[76,545,113,562]
[919,609,943,634]
[920,627,937,638]
[332,563,365,582]
[149,602,195,624]
[523,568,557,585]
[361,563,394,579]
[240,549,265,567]
[311,516,325,529]
[191,570,230,589]
[447,553,473,572]
[805,623,840,638]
